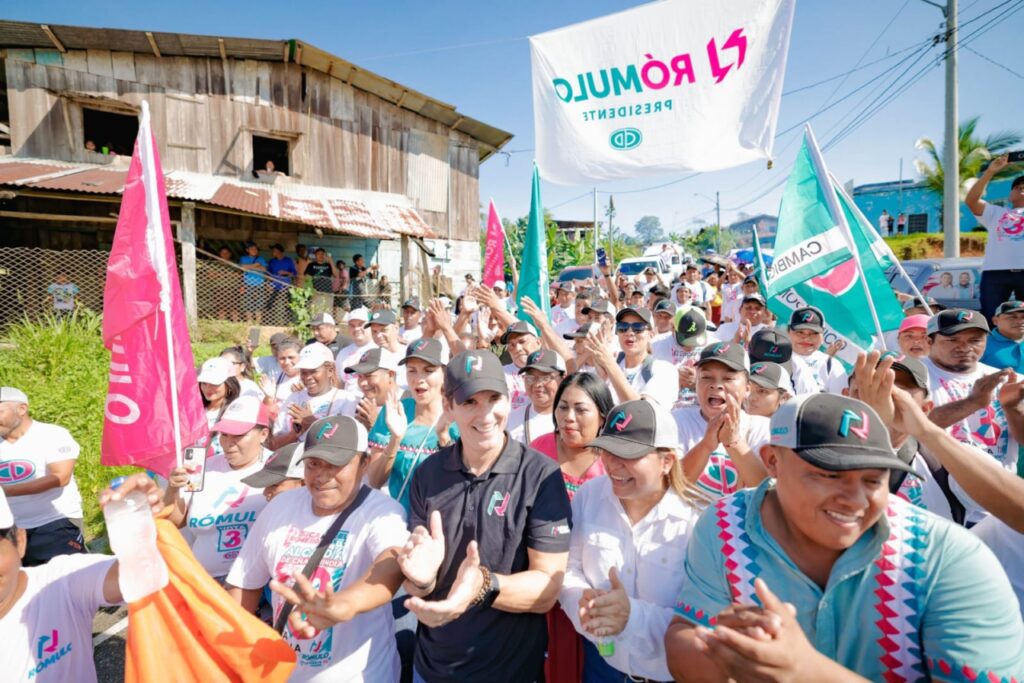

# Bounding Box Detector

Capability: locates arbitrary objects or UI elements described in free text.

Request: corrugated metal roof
[0,19,513,160]
[0,157,434,239]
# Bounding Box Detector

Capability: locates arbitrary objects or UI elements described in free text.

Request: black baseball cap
[581,300,616,317]
[769,394,914,474]
[850,350,929,395]
[926,308,989,336]
[790,306,825,333]
[364,310,398,328]
[554,281,575,293]
[401,298,422,311]
[500,320,539,344]
[749,329,793,371]
[742,293,767,308]
[749,362,792,392]
[743,275,758,285]
[564,322,596,340]
[615,306,654,328]
[344,347,401,374]
[674,308,707,347]
[519,349,567,375]
[903,296,943,312]
[996,300,1024,316]
[401,338,447,366]
[241,442,305,488]
[588,400,680,459]
[696,341,749,373]
[299,416,369,467]
[445,350,508,404]
[649,284,670,299]
[654,300,677,316]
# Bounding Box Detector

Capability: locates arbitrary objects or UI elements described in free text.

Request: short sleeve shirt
[266,257,297,290]
[305,262,334,293]
[0,421,84,528]
[615,357,679,408]
[46,283,79,310]
[672,406,770,499]
[239,255,267,287]
[272,388,358,437]
[675,481,1024,680]
[406,436,572,682]
[978,203,1024,271]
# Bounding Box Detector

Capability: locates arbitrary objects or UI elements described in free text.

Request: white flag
[529,0,795,186]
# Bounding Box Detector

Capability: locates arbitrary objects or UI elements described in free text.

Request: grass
[883,230,987,260]
[0,313,252,543]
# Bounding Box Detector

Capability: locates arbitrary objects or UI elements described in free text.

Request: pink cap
[213,395,271,435]
[899,314,930,334]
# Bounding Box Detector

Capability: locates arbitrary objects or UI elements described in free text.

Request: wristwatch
[483,569,501,608]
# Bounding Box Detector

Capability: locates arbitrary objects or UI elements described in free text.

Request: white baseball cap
[212,395,272,435]
[0,488,12,528]
[197,357,232,385]
[296,342,335,370]
[0,387,28,405]
[345,307,372,323]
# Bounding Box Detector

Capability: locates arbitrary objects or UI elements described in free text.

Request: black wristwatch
[482,569,501,608]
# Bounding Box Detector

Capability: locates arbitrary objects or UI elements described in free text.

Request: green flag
[516,165,550,321]
[751,227,769,300]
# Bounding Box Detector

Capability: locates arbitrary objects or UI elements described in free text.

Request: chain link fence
[0,246,404,333]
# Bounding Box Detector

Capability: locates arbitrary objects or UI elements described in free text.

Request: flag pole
[139,101,184,469]
[804,124,886,350]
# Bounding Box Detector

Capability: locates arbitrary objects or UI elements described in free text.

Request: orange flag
[124,516,296,682]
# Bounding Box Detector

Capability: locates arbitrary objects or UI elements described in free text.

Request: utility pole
[716,191,722,254]
[607,196,616,264]
[592,188,599,264]
[943,0,959,257]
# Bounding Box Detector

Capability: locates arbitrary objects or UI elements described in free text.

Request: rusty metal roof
[0,157,435,239]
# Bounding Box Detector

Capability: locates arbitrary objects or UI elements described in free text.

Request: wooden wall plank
[86,49,113,79]
[111,52,136,82]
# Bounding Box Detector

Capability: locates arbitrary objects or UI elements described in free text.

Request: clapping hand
[383,387,408,442]
[579,567,631,638]
[998,370,1024,412]
[404,540,484,628]
[398,510,446,593]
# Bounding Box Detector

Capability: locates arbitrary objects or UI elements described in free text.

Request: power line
[781,38,929,96]
[963,45,1024,80]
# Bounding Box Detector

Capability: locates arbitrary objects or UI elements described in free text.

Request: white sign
[529,0,796,186]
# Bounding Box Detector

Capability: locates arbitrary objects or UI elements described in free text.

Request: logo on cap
[881,351,906,363]
[528,350,543,364]
[800,311,816,323]
[765,344,781,358]
[686,321,697,332]
[609,411,633,432]
[751,363,768,376]
[413,339,428,351]
[316,422,338,440]
[711,342,730,355]
[956,311,974,323]
[839,409,870,440]
[465,354,483,374]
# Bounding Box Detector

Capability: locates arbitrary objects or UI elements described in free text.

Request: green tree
[634,215,664,245]
[915,116,1023,222]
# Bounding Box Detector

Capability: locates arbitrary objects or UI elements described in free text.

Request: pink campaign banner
[101,103,208,476]
[483,199,506,287]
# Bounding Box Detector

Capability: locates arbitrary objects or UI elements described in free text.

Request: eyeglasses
[524,373,559,386]
[615,322,650,334]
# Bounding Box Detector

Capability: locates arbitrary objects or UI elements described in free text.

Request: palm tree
[915,117,1022,223]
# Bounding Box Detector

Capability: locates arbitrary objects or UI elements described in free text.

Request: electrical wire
[963,45,1024,80]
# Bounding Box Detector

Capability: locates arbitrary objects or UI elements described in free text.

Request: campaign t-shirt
[304,262,334,293]
[0,554,115,682]
[720,283,742,322]
[651,337,701,407]
[550,305,576,337]
[399,325,424,344]
[239,255,267,287]
[182,453,269,578]
[791,350,848,395]
[267,256,297,290]
[0,421,84,528]
[979,203,1024,271]
[226,487,408,682]
[46,283,79,310]
[671,406,770,500]
[507,404,555,445]
[712,321,766,344]
[503,363,529,410]
[273,388,359,437]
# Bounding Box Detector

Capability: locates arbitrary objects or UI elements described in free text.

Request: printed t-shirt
[791,350,848,395]
[0,421,83,528]
[972,515,1024,622]
[0,554,115,682]
[672,406,770,500]
[651,336,702,406]
[46,283,79,310]
[226,486,408,682]
[675,480,1024,680]
[181,452,269,578]
[720,283,742,322]
[273,388,358,437]
[503,363,529,410]
[978,203,1024,271]
[893,447,953,521]
[304,262,334,293]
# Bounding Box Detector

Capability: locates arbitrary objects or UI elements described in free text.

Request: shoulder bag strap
[274,485,372,634]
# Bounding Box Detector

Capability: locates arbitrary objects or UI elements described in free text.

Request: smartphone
[182,447,207,493]
[248,326,261,349]
[1009,151,1024,163]
[597,247,608,267]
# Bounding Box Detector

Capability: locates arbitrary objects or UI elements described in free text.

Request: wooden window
[82,108,138,156]
[252,135,289,177]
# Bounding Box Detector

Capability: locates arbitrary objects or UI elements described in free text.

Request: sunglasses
[615,322,650,334]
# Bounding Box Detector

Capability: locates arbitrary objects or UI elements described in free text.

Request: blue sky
[7,0,1022,236]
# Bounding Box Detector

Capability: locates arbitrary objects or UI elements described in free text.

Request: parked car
[555,265,603,284]
[884,258,983,311]
[616,256,672,279]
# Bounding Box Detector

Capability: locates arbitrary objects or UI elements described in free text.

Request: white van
[617,256,672,280]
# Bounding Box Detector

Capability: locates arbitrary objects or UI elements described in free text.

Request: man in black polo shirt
[397,349,571,682]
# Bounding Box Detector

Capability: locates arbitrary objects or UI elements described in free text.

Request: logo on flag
[609,128,642,151]
[807,259,859,297]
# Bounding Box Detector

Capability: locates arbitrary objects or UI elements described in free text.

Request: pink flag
[101,102,208,476]
[483,199,506,287]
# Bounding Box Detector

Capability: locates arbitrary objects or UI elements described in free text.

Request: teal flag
[516,165,550,321]
[751,227,769,300]
[762,129,904,368]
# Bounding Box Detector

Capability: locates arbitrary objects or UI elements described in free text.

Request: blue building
[728,213,778,248]
[852,177,1016,236]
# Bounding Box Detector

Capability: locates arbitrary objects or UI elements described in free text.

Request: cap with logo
[197,357,233,385]
[564,322,596,340]
[581,300,617,317]
[653,300,677,316]
[213,395,271,435]
[849,350,929,395]
[519,349,567,375]
[299,416,368,467]
[296,342,335,370]
[445,350,508,404]
[742,293,767,308]
[769,394,914,474]
[996,300,1024,316]
[748,328,793,371]
[401,298,422,311]
[400,338,447,367]
[311,312,336,326]
[696,341,750,373]
[926,308,989,336]
[673,308,708,347]
[789,306,824,333]
[0,387,28,405]
[345,346,401,374]
[345,307,372,323]
[364,310,398,328]
[615,306,654,329]
[749,362,792,392]
[241,442,306,488]
[500,320,539,344]
[588,399,680,459]
[0,487,12,528]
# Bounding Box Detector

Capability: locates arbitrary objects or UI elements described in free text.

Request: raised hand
[383,387,408,442]
[404,540,483,628]
[270,571,356,638]
[997,370,1024,412]
[398,510,446,591]
[852,351,895,426]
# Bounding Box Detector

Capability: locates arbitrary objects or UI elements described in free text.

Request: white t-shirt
[978,203,1024,271]
[972,516,1024,622]
[686,280,713,305]
[335,340,378,393]
[720,283,743,323]
[672,406,770,500]
[507,405,555,445]
[790,350,848,395]
[273,388,359,437]
[226,487,408,682]
[614,357,678,408]
[503,363,529,410]
[0,421,84,528]
[0,554,115,682]
[399,326,423,344]
[651,337,701,407]
[237,377,262,399]
[254,355,281,383]
[712,321,766,344]
[182,453,269,578]
[550,304,576,336]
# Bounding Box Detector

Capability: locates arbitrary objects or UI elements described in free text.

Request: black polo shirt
[407,434,572,683]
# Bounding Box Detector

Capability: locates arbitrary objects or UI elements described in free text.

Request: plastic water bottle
[598,639,615,657]
[103,490,168,601]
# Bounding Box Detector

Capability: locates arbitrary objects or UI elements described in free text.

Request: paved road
[93,606,127,681]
